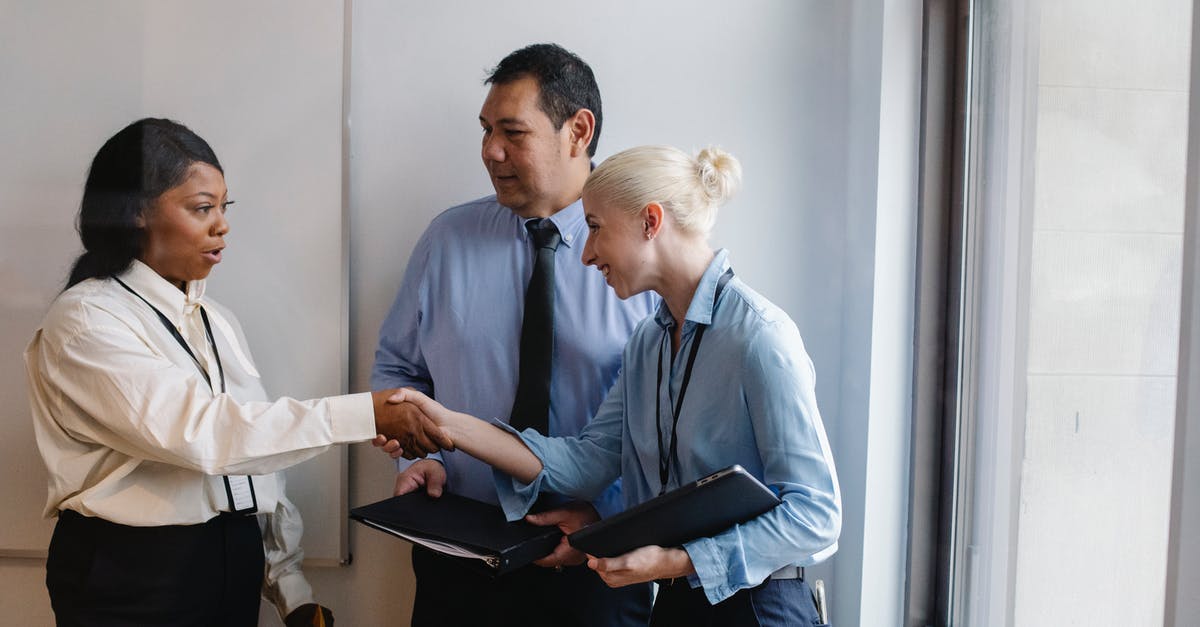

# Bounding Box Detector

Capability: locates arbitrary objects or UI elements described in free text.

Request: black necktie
[510,218,561,435]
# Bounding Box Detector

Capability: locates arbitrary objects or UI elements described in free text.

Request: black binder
[350,491,562,576]
[567,465,781,557]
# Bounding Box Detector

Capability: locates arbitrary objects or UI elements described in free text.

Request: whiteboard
[0,0,350,564]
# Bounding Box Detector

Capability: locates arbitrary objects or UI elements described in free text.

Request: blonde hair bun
[695,146,742,206]
[584,144,743,236]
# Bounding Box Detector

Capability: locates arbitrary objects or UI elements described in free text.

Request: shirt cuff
[270,570,316,618]
[328,392,377,443]
[491,419,548,522]
[683,536,737,604]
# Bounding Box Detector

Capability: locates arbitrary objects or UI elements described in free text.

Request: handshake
[369,389,453,459]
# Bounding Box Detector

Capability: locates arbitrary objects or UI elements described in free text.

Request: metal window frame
[904,1,974,626]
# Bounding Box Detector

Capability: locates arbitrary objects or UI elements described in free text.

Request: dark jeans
[46,509,264,627]
[650,577,828,627]
[410,545,653,627]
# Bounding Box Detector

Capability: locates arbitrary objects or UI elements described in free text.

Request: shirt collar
[654,249,732,329]
[118,260,206,328]
[516,197,584,249]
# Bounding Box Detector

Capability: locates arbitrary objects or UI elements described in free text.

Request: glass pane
[1014,1,1191,624]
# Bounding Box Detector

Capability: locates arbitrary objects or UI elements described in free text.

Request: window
[908,1,1193,624]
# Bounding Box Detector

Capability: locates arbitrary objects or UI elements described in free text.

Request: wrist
[667,547,696,579]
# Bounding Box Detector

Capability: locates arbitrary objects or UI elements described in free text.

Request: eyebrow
[187,192,224,200]
[480,116,529,127]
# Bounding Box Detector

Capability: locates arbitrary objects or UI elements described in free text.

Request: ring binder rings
[350,491,562,576]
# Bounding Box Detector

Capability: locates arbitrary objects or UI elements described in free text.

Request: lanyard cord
[114,277,225,394]
[654,268,734,496]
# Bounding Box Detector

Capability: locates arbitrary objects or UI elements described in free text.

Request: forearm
[438,410,543,482]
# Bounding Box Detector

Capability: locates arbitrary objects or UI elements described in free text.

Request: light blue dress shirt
[495,249,841,603]
[372,195,657,516]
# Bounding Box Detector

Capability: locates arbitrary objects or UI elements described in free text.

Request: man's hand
[394,458,447,497]
[284,603,333,626]
[587,545,695,588]
[526,501,600,568]
[371,389,453,459]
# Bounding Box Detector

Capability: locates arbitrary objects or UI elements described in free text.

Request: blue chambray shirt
[372,195,657,516]
[495,249,841,603]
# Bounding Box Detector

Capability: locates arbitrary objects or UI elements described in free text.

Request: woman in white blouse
[25,118,452,627]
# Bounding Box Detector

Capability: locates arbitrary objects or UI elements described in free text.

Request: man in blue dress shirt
[371,44,657,627]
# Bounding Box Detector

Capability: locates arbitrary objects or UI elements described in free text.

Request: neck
[521,160,591,218]
[658,243,717,332]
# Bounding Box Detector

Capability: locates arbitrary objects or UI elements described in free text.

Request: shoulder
[720,280,809,362]
[38,279,143,349]
[424,195,507,236]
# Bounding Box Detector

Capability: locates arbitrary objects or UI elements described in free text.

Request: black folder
[350,491,562,576]
[567,465,781,557]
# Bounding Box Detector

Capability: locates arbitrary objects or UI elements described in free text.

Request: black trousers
[410,545,653,627]
[46,509,264,627]
[650,577,828,627]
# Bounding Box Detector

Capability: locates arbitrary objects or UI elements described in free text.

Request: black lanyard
[114,278,225,394]
[113,277,256,514]
[655,268,734,496]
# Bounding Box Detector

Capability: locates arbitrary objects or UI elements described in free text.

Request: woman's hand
[587,545,695,588]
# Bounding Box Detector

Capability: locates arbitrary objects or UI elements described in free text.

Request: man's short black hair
[486,43,602,157]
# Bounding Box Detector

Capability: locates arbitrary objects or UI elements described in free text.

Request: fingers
[532,537,585,568]
[423,463,446,498]
[420,415,455,451]
[373,435,407,460]
[525,502,598,533]
[393,469,424,496]
[394,460,446,496]
[525,510,565,526]
[374,398,452,457]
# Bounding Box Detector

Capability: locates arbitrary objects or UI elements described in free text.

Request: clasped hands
[370,388,453,459]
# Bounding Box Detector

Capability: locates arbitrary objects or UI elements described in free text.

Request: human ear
[565,108,596,158]
[642,203,664,240]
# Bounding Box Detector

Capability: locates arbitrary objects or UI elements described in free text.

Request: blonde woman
[384,145,839,626]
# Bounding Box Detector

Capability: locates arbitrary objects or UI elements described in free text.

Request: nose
[212,208,230,237]
[481,132,505,163]
[581,233,596,267]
